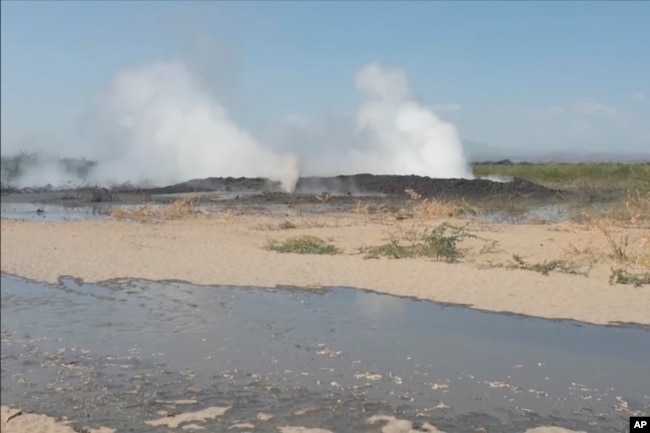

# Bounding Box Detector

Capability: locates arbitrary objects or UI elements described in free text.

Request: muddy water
[1,275,648,432]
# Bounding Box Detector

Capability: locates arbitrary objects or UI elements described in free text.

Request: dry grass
[111,197,202,221]
[351,200,399,223]
[564,189,650,270]
[351,190,477,225]
[405,188,471,220]
[623,190,650,227]
[578,217,650,268]
[575,190,650,228]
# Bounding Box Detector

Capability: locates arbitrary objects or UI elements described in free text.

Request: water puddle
[0,203,113,222]
[1,275,647,432]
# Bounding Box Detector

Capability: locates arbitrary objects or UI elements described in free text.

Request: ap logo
[630,417,650,431]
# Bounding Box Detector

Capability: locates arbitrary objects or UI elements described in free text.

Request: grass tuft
[609,268,650,287]
[404,188,476,220]
[267,235,341,255]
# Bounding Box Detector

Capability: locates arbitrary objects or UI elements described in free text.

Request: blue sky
[2,0,649,157]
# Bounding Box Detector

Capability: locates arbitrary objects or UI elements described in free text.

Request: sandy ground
[1,212,648,326]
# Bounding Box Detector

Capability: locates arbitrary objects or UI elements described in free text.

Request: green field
[473,162,650,190]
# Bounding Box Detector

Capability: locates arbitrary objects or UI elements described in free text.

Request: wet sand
[1,213,648,326]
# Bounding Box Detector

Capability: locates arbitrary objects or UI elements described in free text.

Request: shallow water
[1,275,647,432]
[0,202,112,221]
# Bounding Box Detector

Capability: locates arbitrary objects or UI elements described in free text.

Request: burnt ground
[149,174,559,198]
[0,174,576,210]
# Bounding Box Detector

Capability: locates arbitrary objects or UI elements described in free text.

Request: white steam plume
[268,64,474,180]
[3,61,473,190]
[349,64,473,179]
[85,61,300,191]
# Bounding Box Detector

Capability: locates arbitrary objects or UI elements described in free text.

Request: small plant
[609,268,650,287]
[267,235,341,255]
[278,220,297,230]
[418,223,473,261]
[509,254,585,276]
[594,219,629,261]
[361,223,474,262]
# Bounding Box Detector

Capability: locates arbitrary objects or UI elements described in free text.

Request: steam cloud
[2,61,473,190]
[350,64,473,179]
[88,61,300,192]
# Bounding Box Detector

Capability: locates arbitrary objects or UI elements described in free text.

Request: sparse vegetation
[267,235,341,255]
[594,219,630,261]
[609,268,650,287]
[278,220,298,230]
[361,223,475,262]
[508,254,585,276]
[582,214,649,268]
[405,188,465,219]
[622,190,650,226]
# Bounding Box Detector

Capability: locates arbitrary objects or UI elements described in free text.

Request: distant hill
[461,139,650,164]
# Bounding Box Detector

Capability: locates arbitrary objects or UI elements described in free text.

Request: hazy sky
[1,0,649,156]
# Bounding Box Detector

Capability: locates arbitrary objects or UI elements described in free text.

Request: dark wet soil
[151,174,561,199]
[0,174,571,208]
[1,275,648,432]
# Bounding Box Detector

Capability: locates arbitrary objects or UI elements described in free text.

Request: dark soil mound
[143,174,561,201]
[295,174,558,199]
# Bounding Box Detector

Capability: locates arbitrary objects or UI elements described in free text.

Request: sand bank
[1,214,648,326]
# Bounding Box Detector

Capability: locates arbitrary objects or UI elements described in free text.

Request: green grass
[267,235,341,255]
[473,162,650,190]
[609,268,650,287]
[362,223,475,262]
